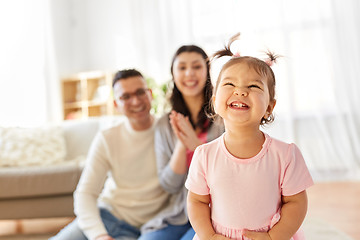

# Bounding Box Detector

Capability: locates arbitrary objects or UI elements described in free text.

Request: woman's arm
[187,191,230,240]
[155,115,187,193]
[244,190,308,240]
[168,140,188,174]
[158,111,199,177]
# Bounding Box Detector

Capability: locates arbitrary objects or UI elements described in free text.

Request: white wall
[50,0,217,82]
[50,0,72,76]
[51,0,166,78]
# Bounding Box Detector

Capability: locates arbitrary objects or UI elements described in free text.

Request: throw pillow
[0,126,66,167]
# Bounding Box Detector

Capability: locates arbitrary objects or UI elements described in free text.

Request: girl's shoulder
[266,134,299,150]
[265,134,303,160]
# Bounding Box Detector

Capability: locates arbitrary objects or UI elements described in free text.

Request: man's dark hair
[112,69,144,87]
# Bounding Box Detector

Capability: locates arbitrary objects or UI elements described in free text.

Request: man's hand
[95,234,115,240]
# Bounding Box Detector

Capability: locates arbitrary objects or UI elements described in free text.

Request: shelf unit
[62,71,114,120]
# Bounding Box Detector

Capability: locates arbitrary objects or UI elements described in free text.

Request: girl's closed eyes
[221,82,263,91]
[222,82,235,87]
[248,84,263,90]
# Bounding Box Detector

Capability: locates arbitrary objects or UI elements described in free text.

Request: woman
[139,45,224,240]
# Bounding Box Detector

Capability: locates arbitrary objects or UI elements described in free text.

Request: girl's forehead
[221,62,262,80]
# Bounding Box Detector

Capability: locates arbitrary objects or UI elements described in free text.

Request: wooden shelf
[63,101,83,109]
[61,71,115,120]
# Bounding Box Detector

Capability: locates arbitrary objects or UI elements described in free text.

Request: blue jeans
[49,208,140,240]
[138,222,195,240]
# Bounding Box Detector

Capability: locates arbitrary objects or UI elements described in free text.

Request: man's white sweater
[74,118,169,240]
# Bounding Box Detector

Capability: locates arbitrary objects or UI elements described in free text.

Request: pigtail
[264,50,281,67]
[211,32,241,61]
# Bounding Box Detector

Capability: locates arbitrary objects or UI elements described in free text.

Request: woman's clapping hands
[169,111,202,151]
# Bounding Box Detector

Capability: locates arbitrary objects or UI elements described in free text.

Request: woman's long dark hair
[170,45,213,132]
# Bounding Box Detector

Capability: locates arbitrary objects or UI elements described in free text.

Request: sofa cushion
[0,126,66,167]
[0,161,83,199]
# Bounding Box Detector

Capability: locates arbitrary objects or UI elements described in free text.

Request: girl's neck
[183,95,204,124]
[224,125,265,159]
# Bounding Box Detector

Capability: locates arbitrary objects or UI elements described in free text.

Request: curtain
[0,0,60,127]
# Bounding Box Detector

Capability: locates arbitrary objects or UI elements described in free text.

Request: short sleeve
[185,146,210,195]
[281,143,314,196]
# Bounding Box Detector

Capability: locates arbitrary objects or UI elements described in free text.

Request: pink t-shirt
[185,133,314,240]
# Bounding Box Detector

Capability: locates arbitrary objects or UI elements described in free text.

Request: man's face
[113,76,153,129]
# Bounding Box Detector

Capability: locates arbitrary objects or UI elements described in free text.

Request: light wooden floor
[1,181,359,239]
[306,181,360,239]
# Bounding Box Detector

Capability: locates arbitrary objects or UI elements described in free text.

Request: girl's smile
[228,100,249,110]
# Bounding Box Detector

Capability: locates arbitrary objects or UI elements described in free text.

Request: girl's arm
[187,191,230,240]
[269,190,308,239]
[244,190,308,240]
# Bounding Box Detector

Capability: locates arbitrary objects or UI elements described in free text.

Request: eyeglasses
[117,88,150,102]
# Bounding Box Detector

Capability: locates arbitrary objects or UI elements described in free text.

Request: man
[51,69,169,240]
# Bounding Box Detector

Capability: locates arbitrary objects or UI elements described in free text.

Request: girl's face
[172,52,208,98]
[213,62,276,127]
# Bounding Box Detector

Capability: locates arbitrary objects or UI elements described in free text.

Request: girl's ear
[212,95,217,113]
[266,99,276,116]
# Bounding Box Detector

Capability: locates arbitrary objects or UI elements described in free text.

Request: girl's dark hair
[170,45,214,131]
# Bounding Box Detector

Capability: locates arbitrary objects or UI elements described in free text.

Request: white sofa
[0,117,122,219]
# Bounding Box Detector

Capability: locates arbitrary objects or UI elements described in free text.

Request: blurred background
[0,0,359,181]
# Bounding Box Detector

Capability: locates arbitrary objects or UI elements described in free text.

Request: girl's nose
[234,87,248,96]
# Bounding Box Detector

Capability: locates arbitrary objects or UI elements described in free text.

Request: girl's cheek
[213,99,222,114]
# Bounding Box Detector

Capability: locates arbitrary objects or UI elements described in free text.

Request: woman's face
[172,52,208,98]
